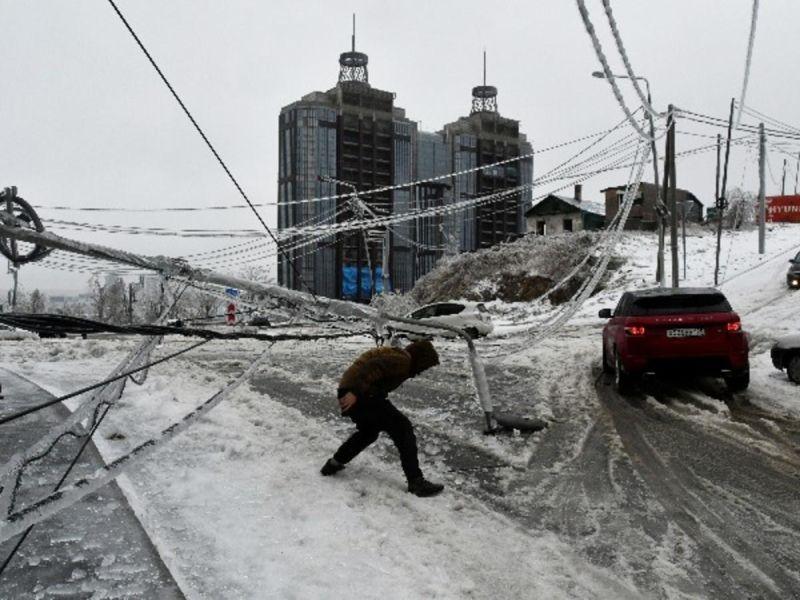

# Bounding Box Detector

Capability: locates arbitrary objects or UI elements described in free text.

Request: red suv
[599,288,749,393]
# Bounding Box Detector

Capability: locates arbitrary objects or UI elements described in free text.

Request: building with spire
[438,52,533,252]
[278,17,416,300]
[278,25,532,300]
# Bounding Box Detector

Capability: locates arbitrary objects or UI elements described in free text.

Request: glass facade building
[277,44,533,300]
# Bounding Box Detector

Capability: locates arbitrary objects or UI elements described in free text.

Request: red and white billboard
[766,195,800,223]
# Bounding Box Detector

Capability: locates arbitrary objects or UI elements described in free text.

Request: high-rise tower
[440,52,533,251]
[278,34,533,300]
[277,18,417,300]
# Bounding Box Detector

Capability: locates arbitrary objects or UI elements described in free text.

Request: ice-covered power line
[601,0,661,120]
[575,0,659,142]
[734,0,760,129]
[737,102,800,135]
[104,0,313,295]
[678,108,800,141]
[31,121,634,214]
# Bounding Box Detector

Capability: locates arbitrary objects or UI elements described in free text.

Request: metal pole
[714,99,735,286]
[758,122,766,254]
[382,229,390,294]
[10,268,17,311]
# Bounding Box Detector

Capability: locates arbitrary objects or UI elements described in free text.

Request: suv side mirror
[598,308,613,319]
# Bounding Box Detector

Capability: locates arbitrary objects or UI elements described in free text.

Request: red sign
[226,302,236,326]
[766,195,800,223]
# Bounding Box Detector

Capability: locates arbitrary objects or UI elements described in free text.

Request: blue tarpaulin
[342,265,357,299]
[359,266,373,298]
[342,265,392,298]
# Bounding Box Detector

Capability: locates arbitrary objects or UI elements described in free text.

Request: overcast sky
[2,0,799,295]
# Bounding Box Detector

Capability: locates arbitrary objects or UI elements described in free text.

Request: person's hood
[405,340,440,376]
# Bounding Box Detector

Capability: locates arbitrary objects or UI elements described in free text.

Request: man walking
[320,339,444,497]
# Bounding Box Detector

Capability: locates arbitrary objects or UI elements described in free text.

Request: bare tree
[105,279,128,324]
[29,289,46,313]
[89,276,108,321]
[723,187,757,229]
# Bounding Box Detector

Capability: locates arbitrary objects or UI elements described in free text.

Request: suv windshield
[628,293,732,316]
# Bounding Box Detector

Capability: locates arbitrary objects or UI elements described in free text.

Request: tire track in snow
[597,376,800,599]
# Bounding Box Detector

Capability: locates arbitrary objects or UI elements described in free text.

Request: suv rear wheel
[725,368,750,392]
[614,353,634,395]
[787,355,800,384]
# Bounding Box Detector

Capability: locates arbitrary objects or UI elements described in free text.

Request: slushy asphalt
[0,368,184,599]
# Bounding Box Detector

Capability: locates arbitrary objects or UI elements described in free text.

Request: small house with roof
[525,184,605,235]
[602,182,704,230]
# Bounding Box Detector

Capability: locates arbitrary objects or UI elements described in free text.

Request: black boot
[407,476,444,497]
[320,458,345,476]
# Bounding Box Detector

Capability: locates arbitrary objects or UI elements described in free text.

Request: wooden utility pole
[758,122,766,254]
[660,107,673,286]
[714,98,735,286]
[681,198,687,279]
[795,152,800,195]
[781,158,787,195]
[128,282,135,323]
[667,105,678,288]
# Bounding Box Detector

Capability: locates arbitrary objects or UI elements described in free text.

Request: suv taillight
[726,320,741,332]
[624,326,646,336]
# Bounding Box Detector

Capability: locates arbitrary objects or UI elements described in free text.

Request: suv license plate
[667,328,704,338]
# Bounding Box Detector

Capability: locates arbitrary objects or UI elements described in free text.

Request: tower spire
[471,49,497,114]
[339,14,369,84]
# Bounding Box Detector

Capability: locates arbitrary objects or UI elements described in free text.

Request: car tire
[614,352,634,395]
[787,355,800,384]
[602,345,613,374]
[725,368,750,392]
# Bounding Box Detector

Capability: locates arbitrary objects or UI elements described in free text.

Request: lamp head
[591,71,606,79]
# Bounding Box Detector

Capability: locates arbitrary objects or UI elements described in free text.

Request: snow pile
[411,233,619,305]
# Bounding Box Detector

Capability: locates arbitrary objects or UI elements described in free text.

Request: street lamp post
[592,71,667,287]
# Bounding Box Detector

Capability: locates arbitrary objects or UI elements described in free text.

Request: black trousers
[333,399,423,482]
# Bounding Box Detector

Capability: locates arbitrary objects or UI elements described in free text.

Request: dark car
[248,315,271,327]
[599,288,749,393]
[771,334,800,384]
[787,251,800,289]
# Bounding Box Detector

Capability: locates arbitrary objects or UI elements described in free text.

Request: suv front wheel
[787,355,800,384]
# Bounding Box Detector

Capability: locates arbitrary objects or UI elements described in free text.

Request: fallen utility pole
[714,98,735,287]
[0,213,499,432]
[758,122,766,254]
